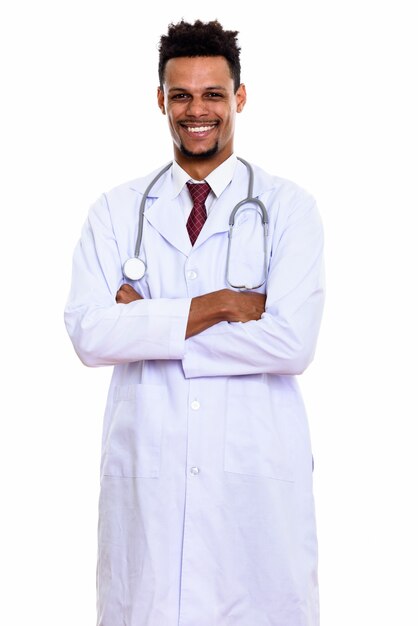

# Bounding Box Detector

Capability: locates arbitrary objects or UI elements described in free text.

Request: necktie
[186,181,211,245]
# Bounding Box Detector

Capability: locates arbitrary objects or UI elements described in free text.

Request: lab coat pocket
[224,379,295,482]
[102,384,166,478]
[227,208,266,290]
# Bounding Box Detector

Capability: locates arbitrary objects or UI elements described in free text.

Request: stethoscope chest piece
[123,257,146,281]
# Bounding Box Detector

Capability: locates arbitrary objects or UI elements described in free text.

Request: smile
[181,122,218,134]
[187,125,215,133]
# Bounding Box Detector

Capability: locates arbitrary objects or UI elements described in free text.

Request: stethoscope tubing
[124,157,269,289]
[134,162,172,259]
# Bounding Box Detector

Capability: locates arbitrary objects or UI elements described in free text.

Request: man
[65,19,325,626]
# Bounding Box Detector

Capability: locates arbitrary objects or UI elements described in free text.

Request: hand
[115,284,143,304]
[221,289,266,323]
[186,289,266,338]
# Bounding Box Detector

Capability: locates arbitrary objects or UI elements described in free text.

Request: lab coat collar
[128,157,277,198]
[128,158,277,255]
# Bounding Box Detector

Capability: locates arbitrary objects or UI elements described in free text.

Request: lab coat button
[187,270,198,280]
[191,400,200,410]
[190,466,200,475]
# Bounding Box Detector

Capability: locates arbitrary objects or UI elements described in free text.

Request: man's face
[157,56,246,169]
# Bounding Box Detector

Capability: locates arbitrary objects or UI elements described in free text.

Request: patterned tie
[186,181,211,245]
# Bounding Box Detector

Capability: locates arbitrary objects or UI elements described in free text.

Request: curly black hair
[158,19,241,92]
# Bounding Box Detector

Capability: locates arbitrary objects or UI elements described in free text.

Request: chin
[180,142,219,159]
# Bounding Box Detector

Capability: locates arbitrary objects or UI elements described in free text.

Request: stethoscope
[123,156,269,290]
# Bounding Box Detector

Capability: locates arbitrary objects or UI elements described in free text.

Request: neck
[174,149,233,180]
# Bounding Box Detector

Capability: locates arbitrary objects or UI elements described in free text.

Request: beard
[180,141,219,159]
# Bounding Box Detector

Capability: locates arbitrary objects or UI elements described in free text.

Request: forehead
[163,56,234,89]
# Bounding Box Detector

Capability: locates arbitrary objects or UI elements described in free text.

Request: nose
[185,97,208,117]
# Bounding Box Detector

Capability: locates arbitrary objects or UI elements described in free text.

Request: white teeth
[187,126,214,133]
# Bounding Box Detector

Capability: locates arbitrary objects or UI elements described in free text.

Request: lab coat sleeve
[182,191,325,377]
[64,195,191,367]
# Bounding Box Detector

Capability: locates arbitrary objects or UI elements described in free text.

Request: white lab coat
[65,158,325,626]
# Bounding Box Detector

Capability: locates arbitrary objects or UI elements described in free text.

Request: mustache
[179,120,219,125]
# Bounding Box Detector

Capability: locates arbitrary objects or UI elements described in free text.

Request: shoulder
[87,162,172,223]
[238,160,318,224]
[103,162,171,204]
[248,162,314,203]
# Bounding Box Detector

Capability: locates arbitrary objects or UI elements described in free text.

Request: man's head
[157,20,247,176]
[158,19,241,92]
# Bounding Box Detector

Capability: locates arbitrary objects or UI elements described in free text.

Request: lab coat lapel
[145,195,192,256]
[134,173,192,257]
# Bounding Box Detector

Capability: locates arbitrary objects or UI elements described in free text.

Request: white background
[1,1,417,624]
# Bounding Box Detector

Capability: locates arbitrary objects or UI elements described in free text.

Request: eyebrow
[168,86,228,93]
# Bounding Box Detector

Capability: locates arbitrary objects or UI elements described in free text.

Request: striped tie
[186,182,211,245]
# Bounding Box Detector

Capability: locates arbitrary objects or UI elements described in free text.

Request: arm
[64,195,191,367]
[182,193,325,378]
[116,284,266,338]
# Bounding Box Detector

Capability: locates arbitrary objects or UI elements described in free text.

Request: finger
[119,283,134,293]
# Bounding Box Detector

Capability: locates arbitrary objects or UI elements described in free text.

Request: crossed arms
[116,284,266,339]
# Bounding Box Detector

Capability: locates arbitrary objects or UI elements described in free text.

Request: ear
[236,83,247,113]
[157,87,166,114]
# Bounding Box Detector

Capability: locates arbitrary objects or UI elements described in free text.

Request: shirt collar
[171,154,238,199]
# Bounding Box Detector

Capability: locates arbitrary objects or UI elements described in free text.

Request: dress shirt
[171,153,238,223]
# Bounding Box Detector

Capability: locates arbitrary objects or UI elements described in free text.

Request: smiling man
[158,54,246,169]
[65,19,325,626]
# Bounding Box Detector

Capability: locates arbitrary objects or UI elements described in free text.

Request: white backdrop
[1,1,417,624]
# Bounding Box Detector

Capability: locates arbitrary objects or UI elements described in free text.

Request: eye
[206,92,223,99]
[171,93,190,100]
